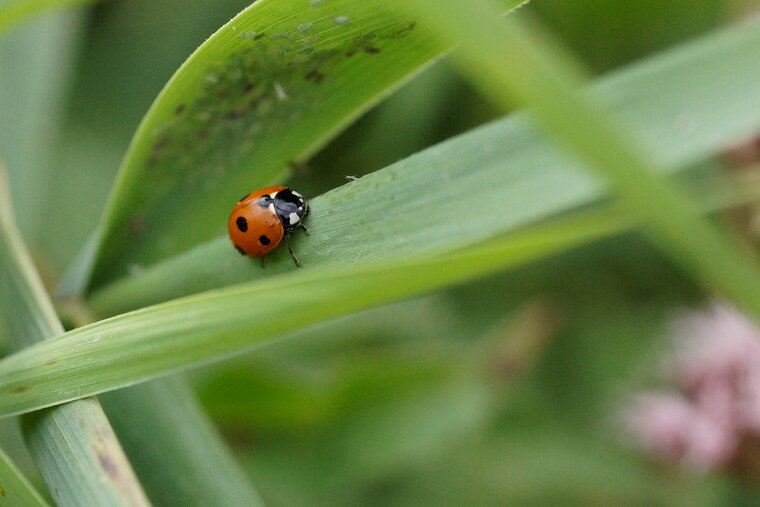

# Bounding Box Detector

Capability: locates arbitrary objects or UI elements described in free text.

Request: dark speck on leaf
[175,104,186,115]
[154,136,170,150]
[225,109,245,120]
[99,454,120,480]
[365,47,380,54]
[243,82,255,93]
[129,217,145,235]
[9,385,30,394]
[305,70,324,83]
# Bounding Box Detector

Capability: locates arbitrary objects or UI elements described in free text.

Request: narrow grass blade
[393,0,760,316]
[0,446,48,506]
[86,19,760,316]
[0,210,624,417]
[6,163,760,417]
[0,169,150,505]
[100,377,264,507]
[77,0,525,292]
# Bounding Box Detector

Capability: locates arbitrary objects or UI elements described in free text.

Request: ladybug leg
[260,256,267,268]
[284,235,302,267]
[299,223,310,236]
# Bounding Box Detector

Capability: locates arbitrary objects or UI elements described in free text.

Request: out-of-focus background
[3,0,760,504]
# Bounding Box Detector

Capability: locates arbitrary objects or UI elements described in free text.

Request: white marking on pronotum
[291,190,302,198]
[268,203,275,213]
[289,212,300,225]
[269,191,279,198]
[274,81,288,100]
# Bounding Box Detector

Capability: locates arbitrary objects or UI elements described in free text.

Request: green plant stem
[99,377,264,507]
[0,169,150,505]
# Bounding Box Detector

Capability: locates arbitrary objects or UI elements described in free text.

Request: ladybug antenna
[285,235,301,267]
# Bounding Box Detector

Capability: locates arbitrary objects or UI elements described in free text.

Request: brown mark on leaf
[98,453,120,480]
[305,69,324,83]
[381,21,417,40]
[224,109,245,121]
[8,385,30,395]
[128,217,145,235]
[154,136,171,150]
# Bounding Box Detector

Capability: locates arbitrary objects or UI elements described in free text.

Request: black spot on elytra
[235,245,246,255]
[236,216,248,232]
[259,235,271,245]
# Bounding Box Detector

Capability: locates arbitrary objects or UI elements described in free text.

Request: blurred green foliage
[2,0,758,504]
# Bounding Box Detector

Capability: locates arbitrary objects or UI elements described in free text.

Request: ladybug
[228,186,309,266]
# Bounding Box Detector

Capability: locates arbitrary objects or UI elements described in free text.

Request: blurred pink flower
[621,302,760,471]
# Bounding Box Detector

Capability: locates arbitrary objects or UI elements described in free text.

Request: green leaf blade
[84,0,531,291]
[0,211,622,417]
